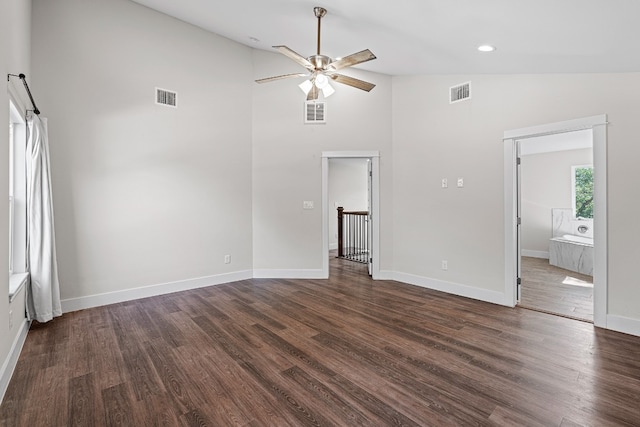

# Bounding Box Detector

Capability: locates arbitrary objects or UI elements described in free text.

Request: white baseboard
[391,271,509,306]
[521,250,550,259]
[253,269,326,279]
[0,318,30,404]
[606,314,640,337]
[61,270,253,313]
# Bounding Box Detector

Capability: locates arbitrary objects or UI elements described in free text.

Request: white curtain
[25,114,62,322]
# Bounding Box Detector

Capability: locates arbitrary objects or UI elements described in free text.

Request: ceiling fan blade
[255,73,307,84]
[273,45,315,71]
[330,74,376,92]
[329,49,376,71]
[306,85,319,101]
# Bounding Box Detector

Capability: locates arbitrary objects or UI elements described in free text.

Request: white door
[516,140,522,303]
[367,159,373,276]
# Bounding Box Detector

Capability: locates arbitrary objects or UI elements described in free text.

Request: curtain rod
[7,73,40,115]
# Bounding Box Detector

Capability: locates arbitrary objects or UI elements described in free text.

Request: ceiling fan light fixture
[321,84,335,98]
[299,79,313,95]
[315,73,329,89]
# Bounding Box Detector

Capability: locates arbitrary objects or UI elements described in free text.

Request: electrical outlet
[441,178,448,188]
[457,177,464,188]
[224,255,231,264]
[441,260,448,270]
[303,201,314,209]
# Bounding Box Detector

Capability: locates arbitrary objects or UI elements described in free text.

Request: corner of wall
[0,318,29,404]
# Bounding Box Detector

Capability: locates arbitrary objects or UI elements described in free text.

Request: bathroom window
[572,165,593,219]
[9,98,28,300]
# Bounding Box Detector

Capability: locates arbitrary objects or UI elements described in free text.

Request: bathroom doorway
[503,115,608,327]
[518,131,594,321]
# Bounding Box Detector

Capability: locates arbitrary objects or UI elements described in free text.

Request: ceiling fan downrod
[314,7,326,56]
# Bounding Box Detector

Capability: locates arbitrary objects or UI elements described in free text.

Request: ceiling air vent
[304,101,326,124]
[449,81,471,104]
[155,87,177,107]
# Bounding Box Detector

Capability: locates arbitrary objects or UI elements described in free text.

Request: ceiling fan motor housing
[309,54,332,70]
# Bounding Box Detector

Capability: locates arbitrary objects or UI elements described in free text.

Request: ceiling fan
[255,6,377,100]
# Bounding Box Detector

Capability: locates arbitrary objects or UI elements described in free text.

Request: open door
[516,140,522,303]
[367,159,373,276]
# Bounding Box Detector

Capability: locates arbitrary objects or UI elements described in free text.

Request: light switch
[457,178,464,188]
[441,178,448,188]
[303,201,314,209]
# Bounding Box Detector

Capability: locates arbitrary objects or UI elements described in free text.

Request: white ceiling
[131,0,640,76]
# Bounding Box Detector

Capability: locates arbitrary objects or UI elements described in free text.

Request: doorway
[504,115,608,328]
[328,158,371,273]
[518,131,594,321]
[321,151,380,279]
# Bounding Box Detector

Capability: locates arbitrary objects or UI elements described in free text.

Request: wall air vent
[304,101,326,124]
[155,87,177,107]
[449,81,471,104]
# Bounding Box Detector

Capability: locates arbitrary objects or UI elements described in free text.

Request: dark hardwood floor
[520,256,594,322]
[2,256,640,426]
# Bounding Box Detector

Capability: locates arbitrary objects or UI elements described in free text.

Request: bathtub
[556,234,593,245]
[549,234,593,276]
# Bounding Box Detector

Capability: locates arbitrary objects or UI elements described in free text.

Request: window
[572,165,593,219]
[9,99,28,300]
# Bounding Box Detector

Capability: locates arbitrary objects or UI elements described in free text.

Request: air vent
[304,101,326,124]
[449,82,471,104]
[155,87,177,107]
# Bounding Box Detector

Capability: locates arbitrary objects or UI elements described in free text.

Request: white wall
[1,0,31,401]
[7,3,639,368]
[251,49,393,275]
[31,0,254,306]
[521,148,592,255]
[392,73,640,322]
[328,158,369,250]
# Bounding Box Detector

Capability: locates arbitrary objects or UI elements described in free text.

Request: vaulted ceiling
[131,0,640,76]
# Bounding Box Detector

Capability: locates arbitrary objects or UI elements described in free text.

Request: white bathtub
[555,234,593,246]
[549,234,593,276]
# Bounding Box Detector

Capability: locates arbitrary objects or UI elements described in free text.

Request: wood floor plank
[69,373,96,427]
[102,383,134,426]
[2,255,640,425]
[282,365,378,426]
[521,256,594,322]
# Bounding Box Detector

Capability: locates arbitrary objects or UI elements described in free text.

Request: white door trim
[322,151,380,279]
[503,115,608,327]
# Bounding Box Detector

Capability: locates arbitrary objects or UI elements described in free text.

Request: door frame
[503,115,608,327]
[322,151,380,279]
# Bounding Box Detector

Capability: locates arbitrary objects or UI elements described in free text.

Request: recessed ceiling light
[478,45,496,52]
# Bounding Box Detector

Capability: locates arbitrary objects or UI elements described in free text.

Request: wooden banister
[337,207,369,262]
[337,207,344,257]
